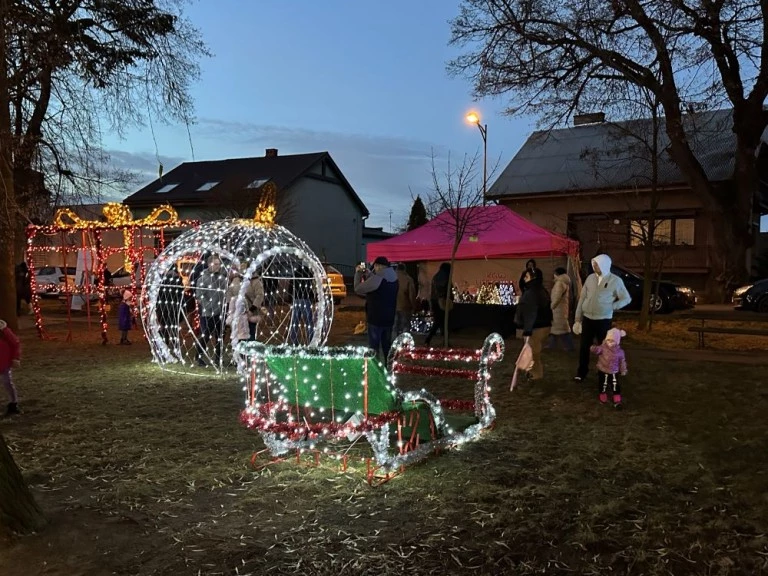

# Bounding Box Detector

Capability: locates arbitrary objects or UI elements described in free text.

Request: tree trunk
[0,432,46,535]
[0,0,19,330]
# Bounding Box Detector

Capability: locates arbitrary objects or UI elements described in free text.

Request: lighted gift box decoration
[140,183,334,374]
[25,203,199,343]
[237,332,504,485]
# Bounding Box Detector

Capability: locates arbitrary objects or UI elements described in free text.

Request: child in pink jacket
[0,319,22,416]
[590,327,628,409]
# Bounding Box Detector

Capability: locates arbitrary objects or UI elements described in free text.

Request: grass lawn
[1,308,768,575]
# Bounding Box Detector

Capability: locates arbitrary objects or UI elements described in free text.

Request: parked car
[323,264,347,304]
[609,264,697,314]
[34,266,76,296]
[732,279,768,312]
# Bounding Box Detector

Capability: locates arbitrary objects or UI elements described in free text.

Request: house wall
[287,176,363,269]
[500,188,713,291]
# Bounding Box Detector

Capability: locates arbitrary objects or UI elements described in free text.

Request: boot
[599,393,608,404]
[5,402,21,416]
[612,394,623,409]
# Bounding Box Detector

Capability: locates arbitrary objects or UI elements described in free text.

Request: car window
[38,266,55,275]
[64,267,76,276]
[324,266,341,275]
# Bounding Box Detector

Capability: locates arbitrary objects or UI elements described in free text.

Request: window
[196,181,219,191]
[629,218,695,247]
[247,178,270,189]
[155,183,178,193]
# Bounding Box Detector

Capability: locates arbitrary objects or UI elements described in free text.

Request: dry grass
[0,307,767,575]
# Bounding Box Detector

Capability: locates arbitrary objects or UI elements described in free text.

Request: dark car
[608,264,697,314]
[732,279,768,312]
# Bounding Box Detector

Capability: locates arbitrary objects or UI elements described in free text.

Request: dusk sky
[104,0,536,231]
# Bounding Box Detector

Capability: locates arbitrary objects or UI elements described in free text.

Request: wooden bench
[236,332,504,484]
[688,325,768,349]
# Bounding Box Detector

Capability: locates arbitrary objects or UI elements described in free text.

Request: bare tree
[427,151,499,346]
[0,0,208,325]
[200,185,299,229]
[449,0,768,302]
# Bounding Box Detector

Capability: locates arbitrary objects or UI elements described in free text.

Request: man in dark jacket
[354,256,399,359]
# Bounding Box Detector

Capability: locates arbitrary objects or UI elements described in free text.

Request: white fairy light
[140,219,333,374]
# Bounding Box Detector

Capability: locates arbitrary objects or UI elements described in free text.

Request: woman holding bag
[514,269,553,381]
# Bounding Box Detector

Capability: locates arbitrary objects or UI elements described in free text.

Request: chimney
[265,148,278,157]
[573,112,606,126]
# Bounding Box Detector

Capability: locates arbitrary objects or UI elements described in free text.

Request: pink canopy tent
[366,205,578,262]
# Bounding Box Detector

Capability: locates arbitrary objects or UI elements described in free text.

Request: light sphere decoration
[140,218,333,374]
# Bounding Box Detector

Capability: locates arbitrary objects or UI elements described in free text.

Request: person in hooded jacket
[573,253,631,381]
[354,256,399,358]
[514,270,553,381]
[547,267,574,351]
[519,259,543,292]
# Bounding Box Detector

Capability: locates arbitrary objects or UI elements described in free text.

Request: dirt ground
[1,304,768,575]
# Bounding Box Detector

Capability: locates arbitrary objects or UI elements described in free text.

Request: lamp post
[466,111,488,205]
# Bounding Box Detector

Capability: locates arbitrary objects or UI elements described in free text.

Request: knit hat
[605,328,626,345]
[123,290,133,301]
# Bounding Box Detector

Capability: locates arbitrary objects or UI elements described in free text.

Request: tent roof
[366,205,578,262]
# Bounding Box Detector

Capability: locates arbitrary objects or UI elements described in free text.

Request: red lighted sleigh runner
[237,332,504,484]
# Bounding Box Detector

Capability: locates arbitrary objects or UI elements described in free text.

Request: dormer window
[155,183,178,193]
[247,178,270,189]
[197,181,219,191]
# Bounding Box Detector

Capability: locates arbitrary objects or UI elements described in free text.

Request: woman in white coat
[547,267,574,351]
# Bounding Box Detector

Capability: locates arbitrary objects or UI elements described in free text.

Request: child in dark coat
[118,290,134,345]
[590,328,628,408]
[0,319,22,416]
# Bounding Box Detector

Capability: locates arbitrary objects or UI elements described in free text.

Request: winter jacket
[194,269,228,317]
[354,266,399,327]
[396,270,417,312]
[575,254,632,321]
[590,344,628,375]
[550,273,571,335]
[118,301,133,331]
[0,320,21,372]
[514,278,553,336]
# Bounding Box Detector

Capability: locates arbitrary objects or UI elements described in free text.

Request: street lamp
[466,111,488,205]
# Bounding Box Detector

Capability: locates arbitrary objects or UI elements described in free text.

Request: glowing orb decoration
[140,219,333,373]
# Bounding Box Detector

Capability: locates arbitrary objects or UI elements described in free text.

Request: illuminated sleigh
[237,332,504,484]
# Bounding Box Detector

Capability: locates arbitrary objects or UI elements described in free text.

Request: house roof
[123,151,369,216]
[488,108,737,198]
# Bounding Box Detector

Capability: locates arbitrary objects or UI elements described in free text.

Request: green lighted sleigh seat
[237,333,504,480]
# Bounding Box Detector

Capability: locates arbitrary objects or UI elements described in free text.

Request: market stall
[366,205,580,336]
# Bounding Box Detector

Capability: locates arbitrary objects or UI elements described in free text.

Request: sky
[104,0,536,231]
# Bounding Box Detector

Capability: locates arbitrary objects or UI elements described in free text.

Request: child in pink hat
[590,327,628,408]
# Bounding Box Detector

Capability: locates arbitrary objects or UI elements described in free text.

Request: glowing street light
[465,111,488,204]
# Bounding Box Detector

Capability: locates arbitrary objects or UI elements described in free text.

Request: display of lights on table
[141,189,334,374]
[25,202,198,342]
[456,281,518,306]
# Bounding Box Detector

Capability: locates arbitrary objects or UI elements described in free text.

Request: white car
[34,266,77,296]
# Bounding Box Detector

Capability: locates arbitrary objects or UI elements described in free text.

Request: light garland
[25,203,199,342]
[141,219,334,374]
[237,332,504,481]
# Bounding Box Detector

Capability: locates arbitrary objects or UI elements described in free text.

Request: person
[15,262,31,316]
[0,318,22,416]
[354,256,399,358]
[103,266,113,287]
[225,264,250,344]
[194,255,228,366]
[514,269,553,381]
[289,263,316,345]
[573,254,632,382]
[394,263,417,336]
[590,328,628,409]
[519,259,543,293]
[118,290,134,345]
[547,267,574,351]
[424,262,452,346]
[157,265,185,352]
[243,268,266,341]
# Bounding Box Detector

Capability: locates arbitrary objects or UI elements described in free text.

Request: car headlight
[733,285,753,297]
[676,286,694,295]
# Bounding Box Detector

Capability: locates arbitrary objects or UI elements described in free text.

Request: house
[123,149,370,270]
[488,109,768,291]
